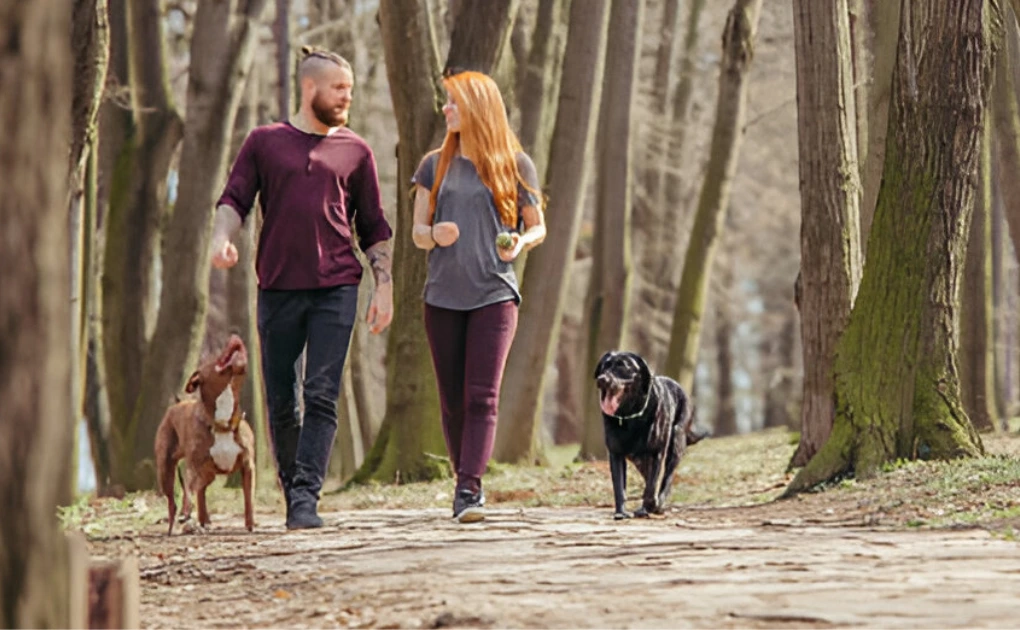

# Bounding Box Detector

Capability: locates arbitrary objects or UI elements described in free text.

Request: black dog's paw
[613,511,633,520]
[634,507,650,518]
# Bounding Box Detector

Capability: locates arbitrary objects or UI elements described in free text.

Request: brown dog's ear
[185,371,202,393]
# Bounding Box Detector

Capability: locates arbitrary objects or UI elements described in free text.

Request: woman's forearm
[412,224,437,250]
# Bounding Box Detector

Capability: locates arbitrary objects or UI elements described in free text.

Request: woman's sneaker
[452,487,485,523]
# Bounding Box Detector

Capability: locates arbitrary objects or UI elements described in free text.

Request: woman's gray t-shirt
[412,152,540,311]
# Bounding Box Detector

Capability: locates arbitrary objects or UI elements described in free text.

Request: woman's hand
[432,221,460,247]
[496,232,523,262]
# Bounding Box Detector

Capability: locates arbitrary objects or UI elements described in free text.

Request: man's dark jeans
[257,284,359,503]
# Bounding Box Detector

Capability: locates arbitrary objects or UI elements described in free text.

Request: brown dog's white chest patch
[210,431,242,472]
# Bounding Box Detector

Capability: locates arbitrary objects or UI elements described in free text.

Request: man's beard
[311,94,348,127]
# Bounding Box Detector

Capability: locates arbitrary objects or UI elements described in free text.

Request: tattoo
[366,243,392,285]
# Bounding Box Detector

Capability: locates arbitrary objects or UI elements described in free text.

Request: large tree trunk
[578,0,645,460]
[100,0,184,489]
[859,0,901,253]
[763,309,800,430]
[494,0,611,464]
[129,0,269,490]
[274,0,291,119]
[0,1,74,624]
[630,0,681,362]
[960,119,997,432]
[353,0,518,483]
[786,0,997,493]
[663,0,764,392]
[788,0,863,468]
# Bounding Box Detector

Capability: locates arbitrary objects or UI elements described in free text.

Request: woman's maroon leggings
[424,300,518,492]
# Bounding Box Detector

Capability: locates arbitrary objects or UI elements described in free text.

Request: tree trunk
[991,154,1014,424]
[100,0,184,489]
[353,0,518,483]
[960,120,997,432]
[663,0,764,392]
[713,262,738,437]
[70,0,110,501]
[516,0,567,176]
[859,0,901,254]
[494,0,611,463]
[0,0,74,623]
[630,0,681,362]
[848,0,869,197]
[994,12,1020,281]
[652,0,707,372]
[788,0,863,468]
[577,0,645,460]
[226,62,272,482]
[786,0,997,494]
[764,310,800,430]
[274,0,291,119]
[128,0,269,490]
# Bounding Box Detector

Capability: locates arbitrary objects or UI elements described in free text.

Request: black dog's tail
[684,404,711,446]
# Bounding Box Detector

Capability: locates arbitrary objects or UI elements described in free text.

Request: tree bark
[226,61,272,482]
[786,0,998,493]
[494,0,611,463]
[70,0,110,502]
[129,0,269,489]
[99,0,183,489]
[859,0,901,254]
[630,0,681,362]
[516,0,567,176]
[663,0,764,392]
[713,262,738,437]
[652,0,707,370]
[0,0,74,624]
[960,120,997,432]
[274,0,291,119]
[788,0,863,468]
[578,0,645,460]
[353,0,518,483]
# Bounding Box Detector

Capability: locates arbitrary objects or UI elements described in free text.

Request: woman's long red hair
[428,71,537,228]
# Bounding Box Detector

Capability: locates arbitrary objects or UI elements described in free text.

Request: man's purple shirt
[217,122,392,290]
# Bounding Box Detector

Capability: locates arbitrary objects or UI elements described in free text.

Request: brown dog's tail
[154,419,178,498]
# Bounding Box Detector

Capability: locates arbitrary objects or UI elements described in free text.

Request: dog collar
[606,385,653,424]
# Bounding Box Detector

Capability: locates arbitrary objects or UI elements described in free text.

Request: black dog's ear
[185,371,202,393]
[593,351,614,379]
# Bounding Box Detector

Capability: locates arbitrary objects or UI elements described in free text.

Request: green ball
[495,233,514,249]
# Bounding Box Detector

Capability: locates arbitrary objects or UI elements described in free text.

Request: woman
[411,69,546,523]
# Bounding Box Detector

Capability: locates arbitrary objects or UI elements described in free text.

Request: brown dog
[155,334,256,535]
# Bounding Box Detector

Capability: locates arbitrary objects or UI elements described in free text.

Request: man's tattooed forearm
[367,244,392,285]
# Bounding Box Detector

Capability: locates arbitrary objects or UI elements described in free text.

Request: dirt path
[89,505,1020,629]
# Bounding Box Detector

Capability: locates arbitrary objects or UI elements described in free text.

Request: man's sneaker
[452,487,485,523]
[286,498,323,530]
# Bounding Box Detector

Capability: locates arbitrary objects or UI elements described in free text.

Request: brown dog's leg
[179,466,194,523]
[242,462,255,532]
[197,483,212,528]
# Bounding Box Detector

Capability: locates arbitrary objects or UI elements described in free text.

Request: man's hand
[432,221,460,247]
[211,238,239,269]
[365,241,393,333]
[210,205,243,269]
[366,283,393,334]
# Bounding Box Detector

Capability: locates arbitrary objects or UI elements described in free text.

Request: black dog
[594,351,707,519]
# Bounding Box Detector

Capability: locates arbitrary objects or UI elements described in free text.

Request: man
[211,47,393,530]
